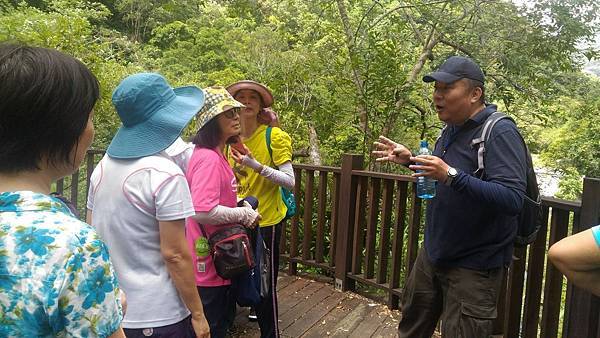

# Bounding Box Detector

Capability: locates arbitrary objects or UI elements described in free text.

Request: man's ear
[471,86,483,103]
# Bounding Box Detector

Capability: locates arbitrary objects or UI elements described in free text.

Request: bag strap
[197,222,209,239]
[471,111,512,177]
[266,126,273,161]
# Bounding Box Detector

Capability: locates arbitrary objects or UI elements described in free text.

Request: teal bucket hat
[107,73,205,159]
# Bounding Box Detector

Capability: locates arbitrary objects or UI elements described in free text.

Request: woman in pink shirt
[185,87,260,338]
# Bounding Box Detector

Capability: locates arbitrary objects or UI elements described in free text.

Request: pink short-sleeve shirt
[185,147,238,286]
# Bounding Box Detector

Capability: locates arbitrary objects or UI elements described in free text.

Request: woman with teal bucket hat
[86,73,210,338]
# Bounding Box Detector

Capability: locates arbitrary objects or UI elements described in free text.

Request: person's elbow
[548,241,568,273]
[503,189,524,215]
[283,179,295,191]
[160,243,191,265]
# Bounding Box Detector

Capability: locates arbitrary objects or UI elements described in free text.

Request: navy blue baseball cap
[423,56,485,84]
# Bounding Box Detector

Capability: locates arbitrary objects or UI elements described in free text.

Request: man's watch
[445,167,458,186]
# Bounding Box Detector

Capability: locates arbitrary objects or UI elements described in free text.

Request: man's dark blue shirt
[425,104,528,270]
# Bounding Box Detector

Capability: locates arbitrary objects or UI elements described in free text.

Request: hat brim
[423,71,461,84]
[226,81,273,108]
[107,86,205,159]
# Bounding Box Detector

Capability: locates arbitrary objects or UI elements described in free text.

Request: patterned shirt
[0,191,122,337]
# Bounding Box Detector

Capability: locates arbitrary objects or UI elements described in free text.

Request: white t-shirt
[164,137,194,172]
[87,153,195,329]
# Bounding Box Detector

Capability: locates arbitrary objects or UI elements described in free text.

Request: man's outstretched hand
[372,136,412,165]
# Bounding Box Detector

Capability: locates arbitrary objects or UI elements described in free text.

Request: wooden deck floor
[230,273,400,337]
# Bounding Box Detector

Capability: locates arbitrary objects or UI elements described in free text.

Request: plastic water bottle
[416,140,436,199]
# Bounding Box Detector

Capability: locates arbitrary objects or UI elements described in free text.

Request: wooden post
[70,170,79,209]
[562,177,600,338]
[288,168,303,275]
[302,170,315,261]
[334,154,363,291]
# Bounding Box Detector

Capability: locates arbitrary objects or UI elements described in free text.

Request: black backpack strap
[435,125,447,144]
[471,111,513,178]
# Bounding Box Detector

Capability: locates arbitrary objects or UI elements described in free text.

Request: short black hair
[0,43,99,173]
[467,79,486,103]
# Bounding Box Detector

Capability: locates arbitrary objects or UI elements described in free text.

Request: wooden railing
[61,151,600,338]
[281,154,600,338]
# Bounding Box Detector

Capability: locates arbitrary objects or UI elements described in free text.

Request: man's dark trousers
[398,248,504,337]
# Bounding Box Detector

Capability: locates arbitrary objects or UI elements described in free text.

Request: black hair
[193,117,222,149]
[0,43,99,173]
[467,79,486,103]
[192,116,239,149]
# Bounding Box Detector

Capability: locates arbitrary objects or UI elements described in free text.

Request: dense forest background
[1,0,599,199]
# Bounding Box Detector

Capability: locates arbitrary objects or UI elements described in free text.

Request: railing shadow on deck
[62,151,600,338]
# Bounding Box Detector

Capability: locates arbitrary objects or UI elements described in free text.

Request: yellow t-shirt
[228,124,293,227]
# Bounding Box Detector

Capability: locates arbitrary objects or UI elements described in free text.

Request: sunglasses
[222,108,241,119]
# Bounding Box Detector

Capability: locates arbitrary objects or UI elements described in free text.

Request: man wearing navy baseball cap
[373,56,528,337]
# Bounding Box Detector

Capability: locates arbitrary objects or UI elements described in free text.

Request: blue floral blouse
[0,191,122,337]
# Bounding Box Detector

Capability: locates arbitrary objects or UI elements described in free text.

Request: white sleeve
[259,161,295,190]
[86,160,103,211]
[241,156,295,190]
[154,173,195,221]
[191,204,259,228]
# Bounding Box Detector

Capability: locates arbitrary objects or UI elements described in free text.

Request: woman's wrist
[241,155,264,172]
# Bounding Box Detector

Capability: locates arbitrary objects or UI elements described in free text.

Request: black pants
[197,285,235,338]
[398,248,504,338]
[123,315,195,338]
[255,222,282,338]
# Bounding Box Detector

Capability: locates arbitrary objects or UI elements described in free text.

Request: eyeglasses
[223,108,241,119]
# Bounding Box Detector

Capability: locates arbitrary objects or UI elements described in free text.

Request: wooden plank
[285,290,346,337]
[279,280,324,317]
[56,178,64,195]
[301,296,362,338]
[277,275,299,291]
[389,181,408,309]
[315,171,328,263]
[277,278,312,299]
[540,208,570,338]
[289,168,302,275]
[522,205,550,338]
[231,306,261,338]
[503,246,527,337]
[352,170,414,182]
[405,185,421,278]
[302,170,315,261]
[371,317,401,337]
[279,282,330,330]
[377,179,394,284]
[348,304,387,337]
[328,302,372,337]
[351,176,368,274]
[329,173,340,267]
[365,178,381,279]
[70,170,79,208]
[541,196,581,212]
[293,163,341,173]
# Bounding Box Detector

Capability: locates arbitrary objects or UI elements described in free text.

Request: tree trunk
[308,122,322,166]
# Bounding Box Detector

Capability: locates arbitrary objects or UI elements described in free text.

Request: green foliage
[1,0,599,194]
